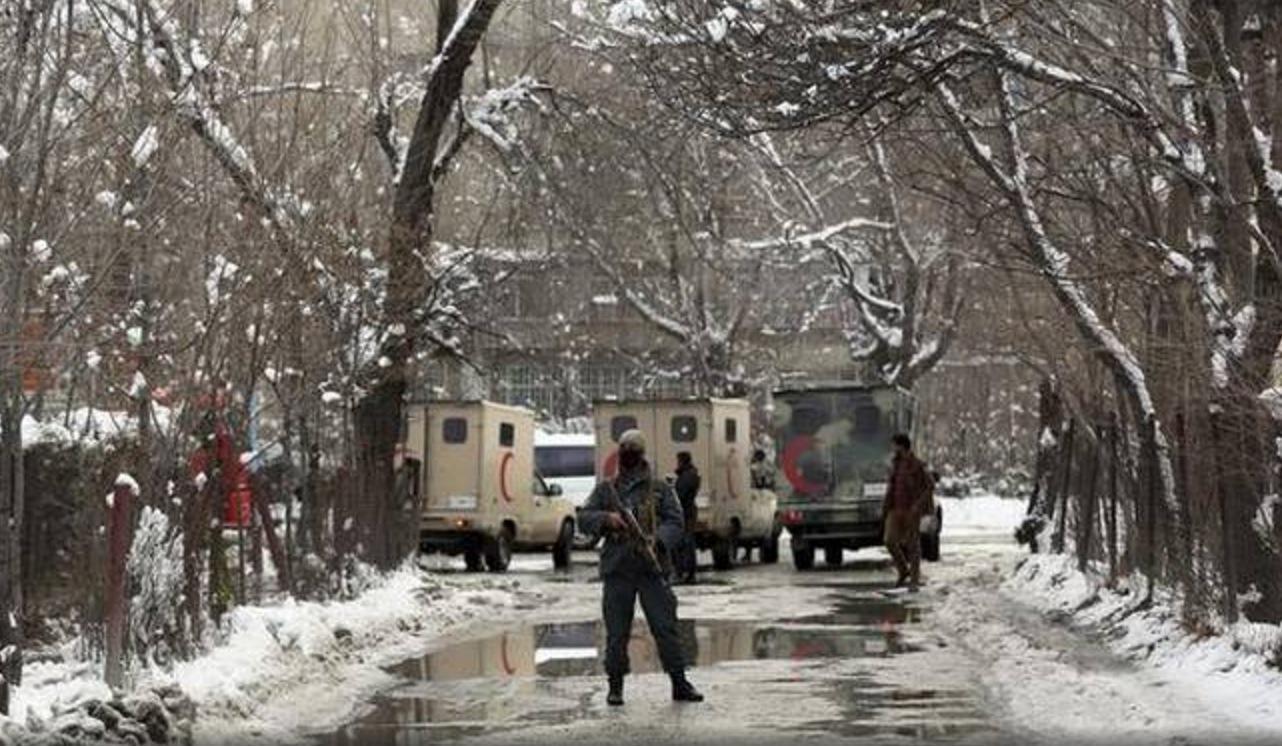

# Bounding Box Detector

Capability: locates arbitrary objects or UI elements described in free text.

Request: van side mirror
[547,483,564,497]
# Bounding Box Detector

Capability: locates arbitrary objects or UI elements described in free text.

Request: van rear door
[426,407,482,513]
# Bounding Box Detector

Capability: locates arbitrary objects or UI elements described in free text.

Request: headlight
[446,494,478,510]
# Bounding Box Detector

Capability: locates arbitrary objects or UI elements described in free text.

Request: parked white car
[534,431,599,549]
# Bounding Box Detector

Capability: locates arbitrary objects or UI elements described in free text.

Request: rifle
[606,482,665,575]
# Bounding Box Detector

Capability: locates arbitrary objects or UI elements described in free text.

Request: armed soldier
[579,429,705,707]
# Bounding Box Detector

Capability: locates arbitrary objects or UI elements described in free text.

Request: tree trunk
[1052,419,1076,554]
[353,0,505,569]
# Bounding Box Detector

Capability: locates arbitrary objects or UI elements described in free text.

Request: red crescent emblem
[782,435,826,495]
[500,632,516,675]
[499,451,514,503]
[602,449,619,479]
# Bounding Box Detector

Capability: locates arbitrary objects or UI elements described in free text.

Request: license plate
[863,482,887,498]
[446,494,477,510]
[695,495,711,509]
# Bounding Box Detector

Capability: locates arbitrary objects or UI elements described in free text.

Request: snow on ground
[6,564,544,745]
[926,498,1282,745]
[938,493,1025,537]
[1006,553,1282,733]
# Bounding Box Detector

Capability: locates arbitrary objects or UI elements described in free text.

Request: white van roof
[534,431,595,448]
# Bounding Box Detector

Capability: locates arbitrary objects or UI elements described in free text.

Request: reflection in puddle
[384,615,915,685]
[317,590,1000,746]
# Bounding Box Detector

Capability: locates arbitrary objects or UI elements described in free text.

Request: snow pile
[1006,553,1282,731]
[153,565,529,741]
[6,657,113,726]
[7,566,534,744]
[928,554,1263,742]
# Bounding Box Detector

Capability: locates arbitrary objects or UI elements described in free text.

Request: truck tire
[484,529,512,572]
[761,530,781,564]
[464,548,484,572]
[824,545,843,567]
[792,545,815,571]
[922,505,943,562]
[712,537,735,570]
[552,520,574,571]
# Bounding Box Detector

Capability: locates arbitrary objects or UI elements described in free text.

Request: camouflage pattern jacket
[579,462,684,577]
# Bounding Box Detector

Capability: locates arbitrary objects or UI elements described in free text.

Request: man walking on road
[883,433,932,590]
[579,430,705,707]
[673,451,701,584]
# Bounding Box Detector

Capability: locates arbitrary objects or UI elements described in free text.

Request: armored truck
[770,383,941,569]
[406,401,576,572]
[592,398,780,570]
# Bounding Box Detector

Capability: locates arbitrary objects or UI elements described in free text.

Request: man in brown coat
[882,433,933,589]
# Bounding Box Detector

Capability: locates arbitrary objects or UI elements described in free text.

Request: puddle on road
[383,615,918,684]
[317,585,1003,746]
[319,611,925,745]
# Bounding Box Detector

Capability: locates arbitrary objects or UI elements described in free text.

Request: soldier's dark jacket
[579,462,685,577]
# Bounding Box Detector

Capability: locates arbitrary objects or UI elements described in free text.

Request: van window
[443,417,468,444]
[499,422,515,447]
[725,418,738,443]
[535,446,595,477]
[672,416,697,442]
[611,415,638,442]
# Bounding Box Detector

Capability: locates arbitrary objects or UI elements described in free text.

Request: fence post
[104,476,136,689]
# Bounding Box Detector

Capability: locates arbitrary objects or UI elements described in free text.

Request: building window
[499,422,515,447]
[672,416,698,443]
[611,415,638,442]
[443,417,468,444]
[725,418,738,443]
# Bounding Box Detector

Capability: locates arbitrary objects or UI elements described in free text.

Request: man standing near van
[673,451,701,584]
[579,430,705,707]
[883,433,932,590]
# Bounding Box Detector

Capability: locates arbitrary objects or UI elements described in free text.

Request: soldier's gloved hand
[604,512,626,531]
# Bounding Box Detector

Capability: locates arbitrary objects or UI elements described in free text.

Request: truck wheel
[712,537,734,571]
[552,520,574,571]
[464,548,484,572]
[922,506,943,562]
[792,545,815,571]
[761,531,780,564]
[484,529,512,572]
[824,546,843,567]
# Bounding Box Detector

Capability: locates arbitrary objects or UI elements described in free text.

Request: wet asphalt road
[316,539,1023,746]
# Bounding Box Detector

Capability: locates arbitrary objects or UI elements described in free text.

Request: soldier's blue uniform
[578,431,704,705]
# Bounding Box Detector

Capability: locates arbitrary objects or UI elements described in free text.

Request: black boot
[607,676,624,706]
[671,672,704,703]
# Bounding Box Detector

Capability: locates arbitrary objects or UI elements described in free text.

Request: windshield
[771,389,897,500]
[535,445,595,478]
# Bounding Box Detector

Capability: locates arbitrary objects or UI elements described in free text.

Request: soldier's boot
[607,675,624,706]
[670,672,704,703]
